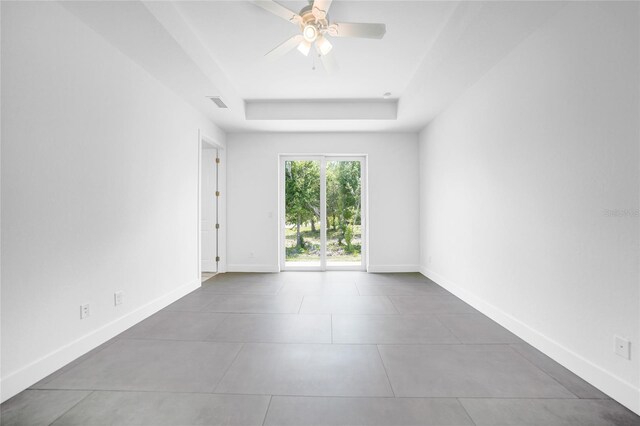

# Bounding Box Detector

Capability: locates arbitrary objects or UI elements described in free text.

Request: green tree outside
[285,161,320,249]
[285,160,361,262]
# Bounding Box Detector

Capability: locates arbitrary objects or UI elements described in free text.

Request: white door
[280,155,366,271]
[201,148,218,272]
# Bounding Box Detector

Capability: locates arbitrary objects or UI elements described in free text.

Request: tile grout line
[26,388,594,400]
[274,282,285,296]
[456,397,479,426]
[116,336,492,346]
[31,337,121,389]
[385,295,402,314]
[211,342,245,394]
[297,296,304,314]
[375,345,396,398]
[162,310,450,316]
[507,344,610,400]
[432,313,465,344]
[167,309,304,315]
[261,395,273,426]
[46,390,95,426]
[506,344,580,399]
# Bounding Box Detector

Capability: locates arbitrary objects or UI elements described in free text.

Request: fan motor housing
[299,4,328,28]
[299,4,313,19]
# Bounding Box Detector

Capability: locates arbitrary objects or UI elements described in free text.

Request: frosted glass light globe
[303,25,318,42]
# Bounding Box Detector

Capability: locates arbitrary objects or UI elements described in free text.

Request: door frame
[279,154,367,272]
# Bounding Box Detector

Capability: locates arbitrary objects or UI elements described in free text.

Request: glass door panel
[326,160,362,268]
[284,159,322,268]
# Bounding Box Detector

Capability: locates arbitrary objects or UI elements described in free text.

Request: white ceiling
[61,1,564,133]
[176,1,455,100]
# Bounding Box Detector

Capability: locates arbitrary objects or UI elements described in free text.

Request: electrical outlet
[615,336,630,360]
[80,304,90,319]
[114,291,124,306]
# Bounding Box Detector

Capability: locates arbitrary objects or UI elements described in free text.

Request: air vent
[207,96,228,109]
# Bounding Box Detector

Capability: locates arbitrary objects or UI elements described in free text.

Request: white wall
[1,1,224,402]
[418,2,639,413]
[226,133,420,272]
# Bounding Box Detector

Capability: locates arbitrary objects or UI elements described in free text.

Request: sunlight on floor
[201,272,216,282]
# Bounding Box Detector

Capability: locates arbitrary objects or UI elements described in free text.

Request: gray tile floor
[2,272,638,426]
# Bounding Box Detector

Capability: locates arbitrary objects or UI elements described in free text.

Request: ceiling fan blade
[315,43,338,73]
[328,22,386,39]
[311,0,333,20]
[265,34,304,61]
[251,1,302,25]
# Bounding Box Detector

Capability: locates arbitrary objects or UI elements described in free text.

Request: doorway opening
[279,155,366,271]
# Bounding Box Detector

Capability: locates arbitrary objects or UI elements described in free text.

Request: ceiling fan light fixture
[297,39,311,56]
[303,25,318,42]
[317,36,333,55]
[254,0,387,72]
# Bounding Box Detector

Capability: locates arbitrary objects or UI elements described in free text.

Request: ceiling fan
[251,0,386,72]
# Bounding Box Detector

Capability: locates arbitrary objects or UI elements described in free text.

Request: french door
[280,155,366,271]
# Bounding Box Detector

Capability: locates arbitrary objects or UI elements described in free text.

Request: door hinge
[215,223,220,229]
[215,157,220,164]
[215,191,220,197]
[215,256,220,262]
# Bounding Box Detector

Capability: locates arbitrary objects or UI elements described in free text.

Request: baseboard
[226,264,280,273]
[0,279,200,403]
[226,264,420,273]
[367,264,420,273]
[226,265,420,273]
[420,266,640,415]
